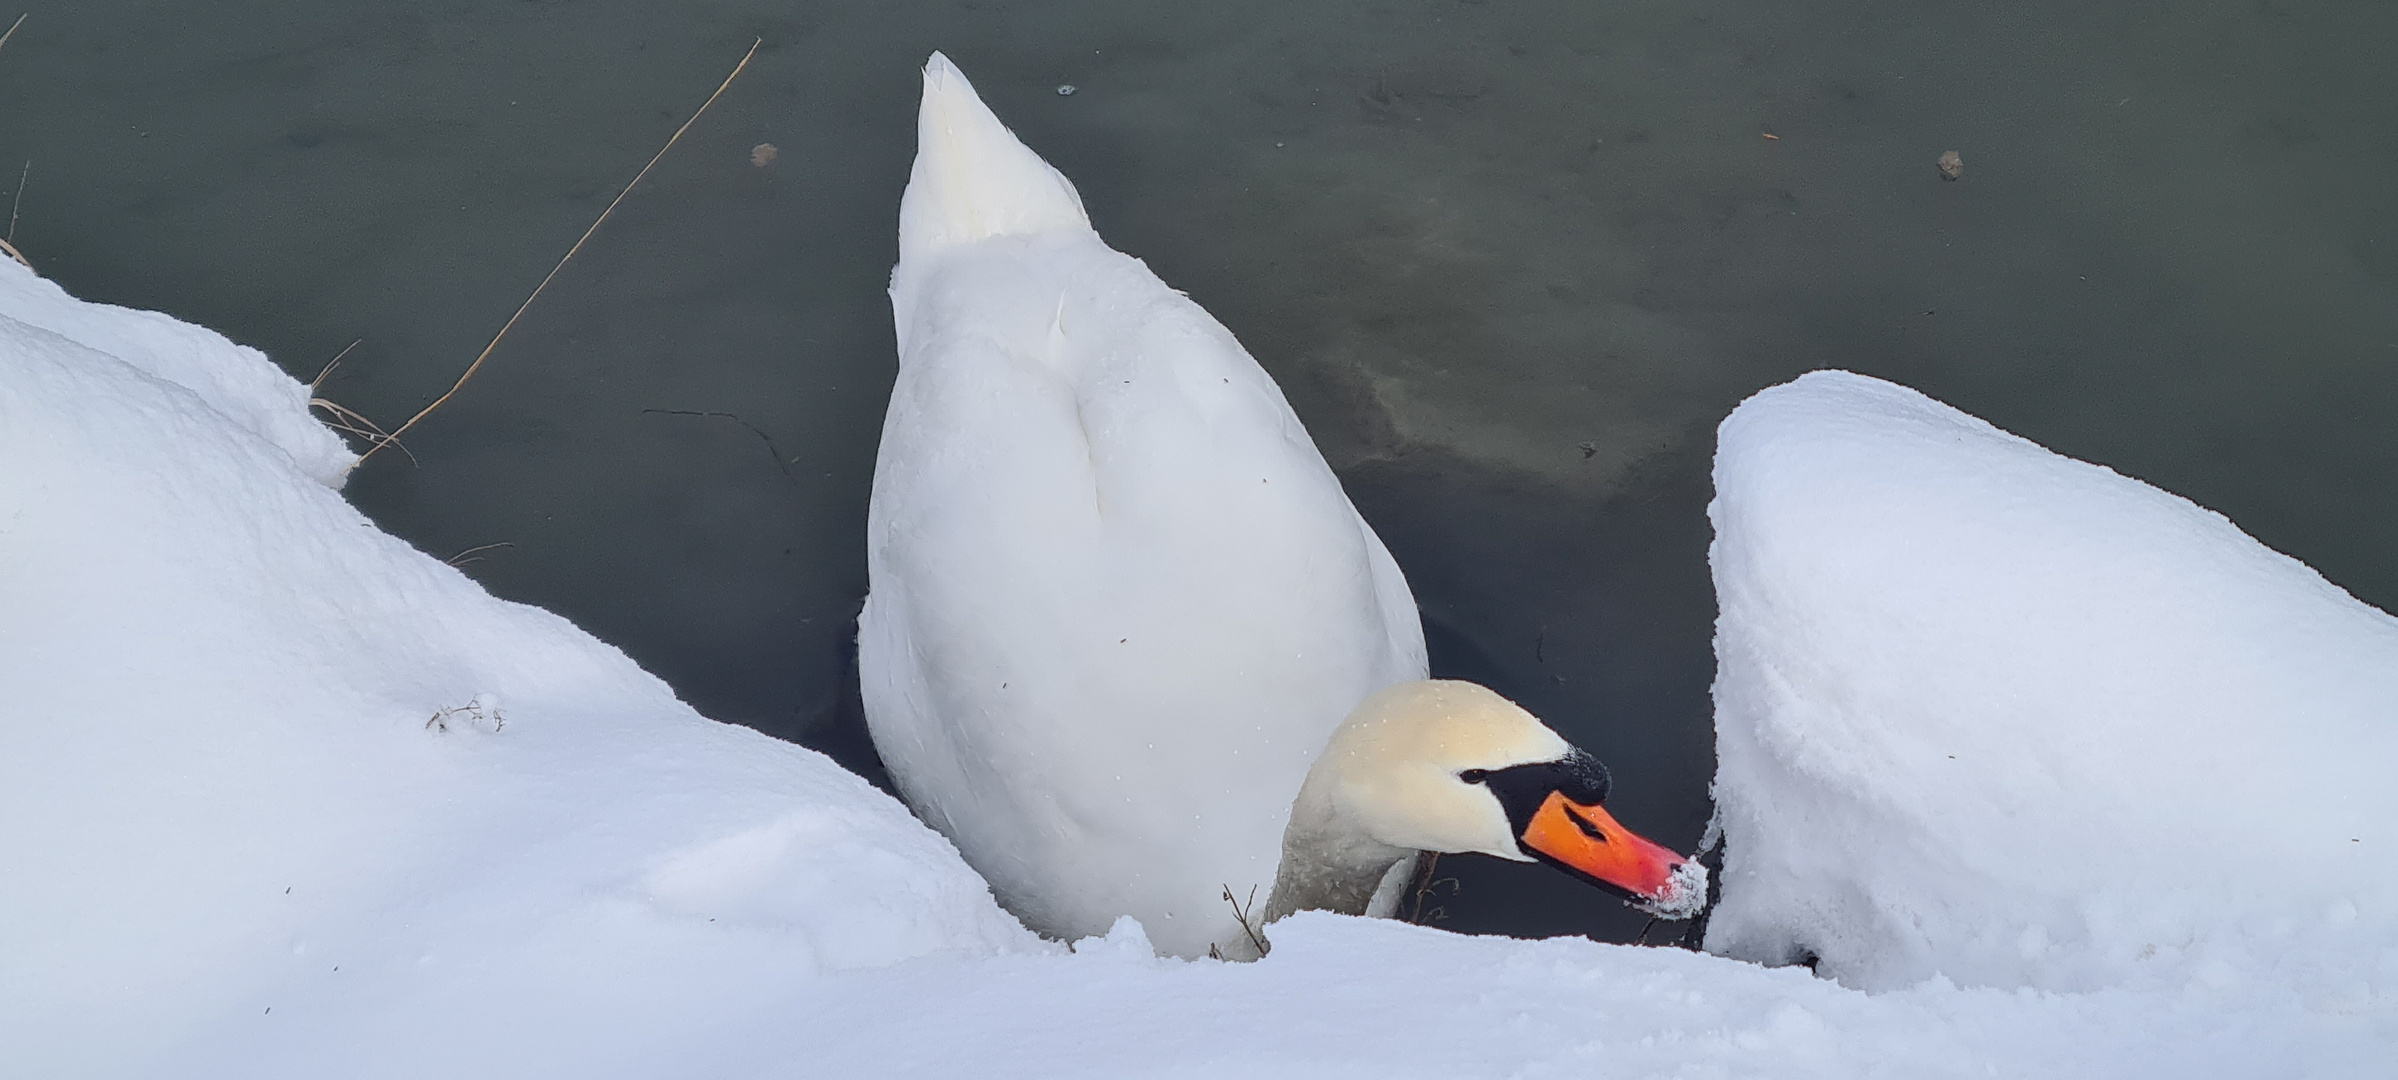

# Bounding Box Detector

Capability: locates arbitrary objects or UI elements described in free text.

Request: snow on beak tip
[1520,790,1706,919]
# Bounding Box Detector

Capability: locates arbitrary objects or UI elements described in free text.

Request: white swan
[861,54,1699,959]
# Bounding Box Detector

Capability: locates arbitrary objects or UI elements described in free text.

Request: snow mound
[1705,370,2398,998]
[0,261,355,486]
[0,260,1035,1077]
[445,912,2382,1079]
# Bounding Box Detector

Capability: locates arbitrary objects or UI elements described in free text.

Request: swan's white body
[861,54,1428,959]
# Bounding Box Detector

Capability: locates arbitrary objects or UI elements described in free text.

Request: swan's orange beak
[1519,790,1698,913]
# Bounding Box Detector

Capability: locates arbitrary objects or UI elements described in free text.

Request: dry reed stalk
[445,542,515,566]
[4,159,26,270]
[356,37,763,468]
[307,339,419,464]
[312,397,414,464]
[4,16,32,269]
[7,161,26,243]
[309,338,361,393]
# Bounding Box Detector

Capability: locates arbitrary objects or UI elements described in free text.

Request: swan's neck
[1260,783,1414,925]
[1204,783,1410,962]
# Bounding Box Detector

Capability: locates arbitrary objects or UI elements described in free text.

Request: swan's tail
[898,53,1092,264]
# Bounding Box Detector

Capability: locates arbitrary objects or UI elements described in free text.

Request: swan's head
[1301,680,1704,917]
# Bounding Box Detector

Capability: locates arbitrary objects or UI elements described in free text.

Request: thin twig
[7,160,27,245]
[1221,885,1271,958]
[445,542,515,567]
[641,407,797,484]
[309,395,418,466]
[311,338,361,392]
[357,37,762,468]
[1403,851,1441,924]
[309,399,382,435]
[1402,852,1459,926]
[1,153,28,269]
[309,398,388,436]
[0,13,26,56]
[306,340,417,463]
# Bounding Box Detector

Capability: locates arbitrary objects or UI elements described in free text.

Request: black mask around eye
[1463,748,1613,836]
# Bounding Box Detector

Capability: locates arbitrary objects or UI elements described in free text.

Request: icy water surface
[2,0,2391,944]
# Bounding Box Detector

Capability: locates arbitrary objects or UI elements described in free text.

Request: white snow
[1706,371,2398,1003]
[0,259,1033,1076]
[0,263,354,486]
[2,269,2390,1076]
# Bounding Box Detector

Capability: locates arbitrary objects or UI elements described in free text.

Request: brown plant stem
[357,37,762,468]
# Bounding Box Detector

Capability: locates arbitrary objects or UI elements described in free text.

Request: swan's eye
[1458,768,1489,785]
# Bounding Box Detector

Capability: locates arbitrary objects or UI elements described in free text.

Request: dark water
[4,1,2391,945]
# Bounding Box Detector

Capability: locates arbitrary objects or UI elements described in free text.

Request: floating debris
[751,142,778,167]
[1938,149,1964,181]
[1056,84,1077,96]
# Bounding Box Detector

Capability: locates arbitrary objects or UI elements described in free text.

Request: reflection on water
[2,0,2390,942]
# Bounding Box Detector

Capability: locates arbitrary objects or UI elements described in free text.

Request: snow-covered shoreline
[0,259,1034,1076]
[2,264,2388,1076]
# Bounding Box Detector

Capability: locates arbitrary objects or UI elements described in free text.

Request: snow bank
[206,911,2378,1079]
[806,912,2376,1080]
[0,263,355,486]
[7,269,2388,1076]
[0,259,1034,1078]
[1706,371,2398,1000]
